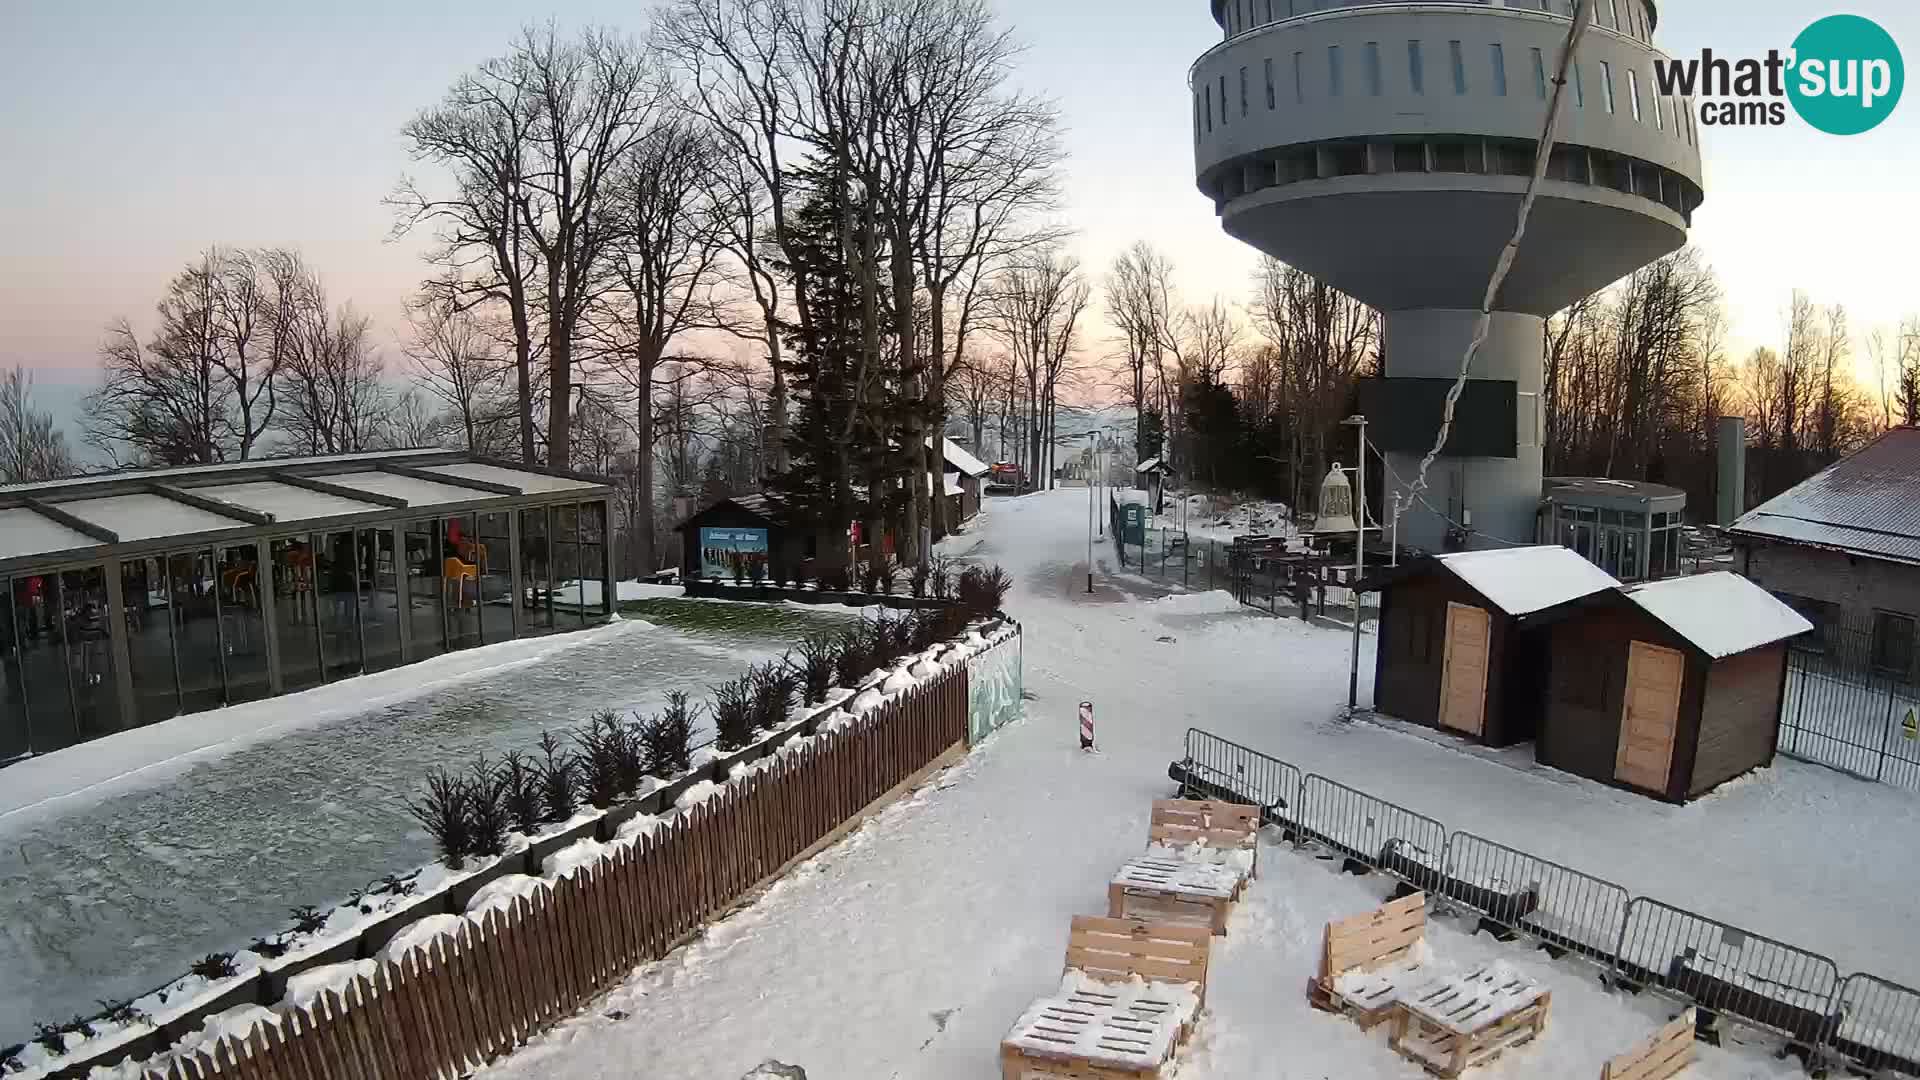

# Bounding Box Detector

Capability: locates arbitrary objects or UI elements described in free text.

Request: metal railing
[1780,644,1920,790]
[1833,974,1920,1076]
[1441,832,1628,962]
[1616,898,1842,1046]
[1294,774,1448,892]
[1176,726,1918,1076]
[1174,728,1302,824]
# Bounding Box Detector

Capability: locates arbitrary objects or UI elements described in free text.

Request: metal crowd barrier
[1440,832,1629,962]
[1294,774,1448,892]
[1615,897,1842,1047]
[1173,728,1302,830]
[1171,728,1916,1076]
[1832,973,1920,1075]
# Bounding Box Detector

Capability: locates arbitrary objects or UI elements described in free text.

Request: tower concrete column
[1380,309,1545,553]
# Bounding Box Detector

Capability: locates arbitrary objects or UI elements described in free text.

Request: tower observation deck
[1192,0,1702,551]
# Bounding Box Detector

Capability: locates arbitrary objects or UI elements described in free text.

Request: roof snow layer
[1437,545,1620,616]
[1621,571,1813,658]
[943,438,990,477]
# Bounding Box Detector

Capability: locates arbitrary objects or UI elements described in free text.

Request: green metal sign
[1122,504,1146,546]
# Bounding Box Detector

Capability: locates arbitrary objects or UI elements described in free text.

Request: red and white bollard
[1079,701,1095,751]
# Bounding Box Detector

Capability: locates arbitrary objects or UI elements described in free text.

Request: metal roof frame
[0,453,618,577]
[377,461,522,496]
[21,497,120,544]
[268,469,411,509]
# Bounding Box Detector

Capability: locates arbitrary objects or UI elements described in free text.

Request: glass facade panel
[318,529,362,679]
[1,582,29,760]
[361,527,401,672]
[0,478,616,752]
[272,536,323,692]
[125,556,178,725]
[520,507,553,632]
[16,573,74,750]
[405,519,447,658]
[171,550,226,712]
[446,513,482,650]
[554,505,584,629]
[478,511,514,642]
[1623,529,1641,581]
[220,544,270,703]
[581,501,610,618]
[62,567,115,739]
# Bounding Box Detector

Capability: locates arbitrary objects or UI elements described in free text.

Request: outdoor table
[1390,964,1551,1077]
[1107,855,1243,936]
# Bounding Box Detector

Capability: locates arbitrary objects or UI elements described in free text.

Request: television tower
[1192,0,1702,550]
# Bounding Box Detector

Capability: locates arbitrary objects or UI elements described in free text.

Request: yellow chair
[442,557,478,609]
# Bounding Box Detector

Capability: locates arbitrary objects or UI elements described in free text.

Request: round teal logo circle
[1787,15,1904,135]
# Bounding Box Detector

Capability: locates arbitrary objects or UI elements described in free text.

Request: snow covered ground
[0,609,855,1050]
[1150,491,1299,544]
[463,487,1911,1079]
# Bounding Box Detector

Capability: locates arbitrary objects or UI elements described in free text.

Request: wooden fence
[134,666,969,1080]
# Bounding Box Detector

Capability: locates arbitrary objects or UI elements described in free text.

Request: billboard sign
[699,527,769,580]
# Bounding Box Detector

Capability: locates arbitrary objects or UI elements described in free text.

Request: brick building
[1728,427,1920,680]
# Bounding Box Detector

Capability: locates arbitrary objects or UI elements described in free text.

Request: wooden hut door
[1615,641,1684,792]
[1438,602,1492,736]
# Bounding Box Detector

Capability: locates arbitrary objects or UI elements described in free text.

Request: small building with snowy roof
[1531,571,1812,802]
[1370,545,1621,747]
[940,438,989,524]
[1728,426,1920,678]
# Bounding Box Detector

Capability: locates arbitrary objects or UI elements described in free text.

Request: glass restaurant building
[0,450,616,763]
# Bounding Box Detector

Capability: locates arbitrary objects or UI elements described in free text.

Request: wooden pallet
[1108,856,1242,936]
[1148,798,1260,878]
[1601,1008,1696,1080]
[1389,968,1551,1078]
[1306,891,1431,1030]
[1002,917,1213,1080]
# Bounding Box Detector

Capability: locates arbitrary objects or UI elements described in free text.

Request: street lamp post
[1086,431,1098,594]
[1342,414,1368,713]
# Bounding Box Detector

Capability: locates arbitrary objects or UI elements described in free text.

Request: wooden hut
[941,438,990,524]
[1532,571,1812,802]
[1371,546,1620,747]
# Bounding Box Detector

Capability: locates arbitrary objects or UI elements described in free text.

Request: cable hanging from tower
[1393,0,1598,532]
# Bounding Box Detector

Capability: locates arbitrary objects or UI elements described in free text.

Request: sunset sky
[3,0,1915,423]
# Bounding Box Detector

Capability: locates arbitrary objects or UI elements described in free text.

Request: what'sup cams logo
[1653,15,1904,134]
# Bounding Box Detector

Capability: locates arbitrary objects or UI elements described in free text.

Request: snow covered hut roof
[1619,571,1812,659]
[1436,545,1621,616]
[1135,457,1167,474]
[943,438,990,477]
[1729,427,1920,565]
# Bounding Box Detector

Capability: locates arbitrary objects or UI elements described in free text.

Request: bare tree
[394,44,544,461]
[514,25,664,469]
[87,262,223,467]
[1743,346,1785,450]
[1106,241,1178,456]
[1898,316,1920,427]
[590,114,734,575]
[1781,289,1819,454]
[87,247,314,465]
[946,348,1002,453]
[990,247,1088,490]
[659,0,809,474]
[404,289,514,453]
[275,257,389,455]
[1815,301,1850,455]
[385,388,458,449]
[0,367,75,483]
